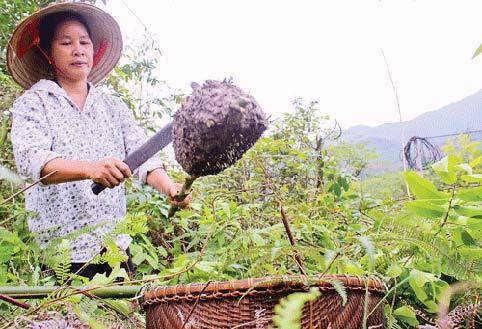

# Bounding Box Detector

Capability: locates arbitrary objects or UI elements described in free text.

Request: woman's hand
[168,182,192,208]
[40,157,131,185]
[146,168,192,208]
[87,157,132,188]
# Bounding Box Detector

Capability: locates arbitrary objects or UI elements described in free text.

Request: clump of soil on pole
[173,80,267,176]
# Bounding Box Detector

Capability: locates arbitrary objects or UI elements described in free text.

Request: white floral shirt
[11,79,163,262]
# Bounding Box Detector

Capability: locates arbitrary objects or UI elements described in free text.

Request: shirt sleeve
[10,92,62,181]
[114,97,164,184]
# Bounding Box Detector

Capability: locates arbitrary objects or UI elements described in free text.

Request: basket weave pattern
[143,275,386,329]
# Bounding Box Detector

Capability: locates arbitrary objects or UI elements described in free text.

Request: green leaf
[458,247,482,261]
[178,209,195,219]
[131,251,147,265]
[103,299,132,317]
[461,174,482,183]
[332,183,341,197]
[393,306,419,326]
[403,172,449,199]
[405,200,446,218]
[467,218,482,233]
[409,279,428,303]
[423,300,439,313]
[457,186,482,202]
[453,205,482,218]
[251,232,266,246]
[469,155,482,168]
[0,245,13,263]
[157,245,168,258]
[195,261,218,273]
[272,287,321,329]
[144,255,159,269]
[338,176,349,192]
[454,229,477,246]
[221,202,231,218]
[341,261,364,275]
[73,304,105,329]
[431,156,457,184]
[387,263,403,278]
[473,43,482,58]
[0,228,21,244]
[410,269,435,287]
[107,266,129,282]
[357,236,375,270]
[322,278,347,306]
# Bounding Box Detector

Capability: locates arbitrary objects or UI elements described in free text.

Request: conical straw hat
[7,2,122,89]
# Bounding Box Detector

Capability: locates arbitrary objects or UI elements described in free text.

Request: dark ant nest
[173,80,267,176]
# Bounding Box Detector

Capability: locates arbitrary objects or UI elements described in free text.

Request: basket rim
[143,274,385,305]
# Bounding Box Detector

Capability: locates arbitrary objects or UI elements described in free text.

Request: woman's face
[50,20,94,83]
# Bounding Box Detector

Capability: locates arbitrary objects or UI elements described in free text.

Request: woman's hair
[38,11,92,55]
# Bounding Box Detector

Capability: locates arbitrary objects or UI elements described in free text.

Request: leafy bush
[0,2,480,327]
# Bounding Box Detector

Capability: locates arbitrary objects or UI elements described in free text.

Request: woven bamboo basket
[142,274,386,329]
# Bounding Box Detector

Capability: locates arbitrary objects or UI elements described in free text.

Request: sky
[100,0,482,130]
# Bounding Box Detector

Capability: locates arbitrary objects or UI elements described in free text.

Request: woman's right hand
[87,157,132,188]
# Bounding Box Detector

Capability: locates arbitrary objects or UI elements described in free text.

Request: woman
[7,3,190,279]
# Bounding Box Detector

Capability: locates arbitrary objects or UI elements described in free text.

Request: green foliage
[408,269,449,313]
[358,171,406,201]
[126,102,479,329]
[1,91,480,327]
[320,277,347,306]
[46,239,72,285]
[72,299,105,329]
[272,287,320,329]
[0,1,158,325]
[393,306,419,327]
[403,172,449,200]
[0,2,480,325]
[103,36,183,134]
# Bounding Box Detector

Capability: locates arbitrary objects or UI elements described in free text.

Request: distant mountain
[340,89,482,173]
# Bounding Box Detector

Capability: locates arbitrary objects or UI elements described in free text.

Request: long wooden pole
[0,285,141,299]
[381,49,411,198]
[279,202,307,275]
[0,293,30,309]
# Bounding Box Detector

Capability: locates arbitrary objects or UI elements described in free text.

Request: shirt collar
[29,79,103,110]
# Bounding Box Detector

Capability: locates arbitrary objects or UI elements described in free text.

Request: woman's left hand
[168,182,192,208]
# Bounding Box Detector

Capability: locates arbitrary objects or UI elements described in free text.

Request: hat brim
[7,2,122,89]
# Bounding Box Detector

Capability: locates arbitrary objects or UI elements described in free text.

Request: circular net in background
[403,136,443,170]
